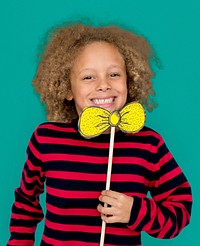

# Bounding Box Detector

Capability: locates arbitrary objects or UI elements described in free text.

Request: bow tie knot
[109,111,121,126]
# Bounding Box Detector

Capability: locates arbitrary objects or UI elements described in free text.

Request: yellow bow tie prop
[78,102,145,246]
[78,102,145,138]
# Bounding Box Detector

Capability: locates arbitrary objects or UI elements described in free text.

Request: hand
[97,190,134,223]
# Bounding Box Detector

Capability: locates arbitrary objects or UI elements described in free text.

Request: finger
[101,214,118,224]
[97,204,115,216]
[101,190,122,199]
[99,195,116,207]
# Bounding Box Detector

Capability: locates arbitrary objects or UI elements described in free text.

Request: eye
[83,75,93,80]
[110,73,120,77]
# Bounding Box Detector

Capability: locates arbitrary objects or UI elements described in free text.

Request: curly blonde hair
[33,21,157,122]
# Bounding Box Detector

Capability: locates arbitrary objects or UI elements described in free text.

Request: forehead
[72,41,125,66]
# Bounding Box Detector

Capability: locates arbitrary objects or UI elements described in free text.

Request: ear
[66,90,73,101]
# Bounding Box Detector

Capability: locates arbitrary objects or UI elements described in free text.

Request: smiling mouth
[91,97,115,105]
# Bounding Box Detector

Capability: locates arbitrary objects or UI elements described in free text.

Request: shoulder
[126,126,164,146]
[140,126,162,138]
[33,120,76,137]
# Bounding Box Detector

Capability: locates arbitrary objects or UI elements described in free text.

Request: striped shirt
[7,118,192,246]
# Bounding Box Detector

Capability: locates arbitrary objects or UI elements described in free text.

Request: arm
[7,128,45,246]
[98,136,192,239]
[128,137,192,238]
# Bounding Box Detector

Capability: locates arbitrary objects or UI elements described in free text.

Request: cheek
[121,83,128,96]
[122,86,128,103]
[73,87,90,102]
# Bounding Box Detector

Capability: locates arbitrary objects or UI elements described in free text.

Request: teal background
[0,0,199,245]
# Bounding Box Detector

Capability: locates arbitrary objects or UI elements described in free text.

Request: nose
[96,77,111,92]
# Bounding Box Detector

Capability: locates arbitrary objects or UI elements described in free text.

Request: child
[7,21,192,246]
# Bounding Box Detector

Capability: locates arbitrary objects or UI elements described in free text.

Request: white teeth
[93,98,114,105]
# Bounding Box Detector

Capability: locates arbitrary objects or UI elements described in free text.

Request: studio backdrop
[0,0,199,245]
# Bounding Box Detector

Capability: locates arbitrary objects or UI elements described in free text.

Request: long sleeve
[127,135,192,239]
[7,128,45,246]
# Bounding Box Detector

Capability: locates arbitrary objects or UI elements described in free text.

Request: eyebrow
[78,65,125,73]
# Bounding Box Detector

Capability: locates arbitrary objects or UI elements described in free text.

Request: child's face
[68,41,127,116]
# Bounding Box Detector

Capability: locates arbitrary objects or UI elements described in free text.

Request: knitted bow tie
[78,102,145,139]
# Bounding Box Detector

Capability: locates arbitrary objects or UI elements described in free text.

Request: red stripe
[14,200,42,213]
[38,122,160,139]
[7,239,34,246]
[128,130,163,147]
[43,153,108,163]
[28,138,42,160]
[47,187,100,198]
[38,136,157,152]
[152,187,178,201]
[20,178,43,197]
[158,152,173,167]
[169,194,192,202]
[45,219,100,233]
[163,203,179,236]
[39,136,109,148]
[147,205,165,234]
[45,219,140,236]
[143,199,161,230]
[46,171,106,180]
[46,187,146,199]
[23,168,43,186]
[42,235,100,246]
[166,201,189,229]
[26,158,42,172]
[38,122,76,132]
[158,217,173,238]
[10,225,36,233]
[47,204,100,216]
[46,171,150,184]
[132,198,147,229]
[114,157,155,170]
[157,205,165,228]
[153,181,190,201]
[127,129,161,138]
[11,213,41,220]
[42,235,139,246]
[43,154,155,170]
[159,167,182,184]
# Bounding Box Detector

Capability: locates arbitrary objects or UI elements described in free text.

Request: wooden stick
[100,126,116,246]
